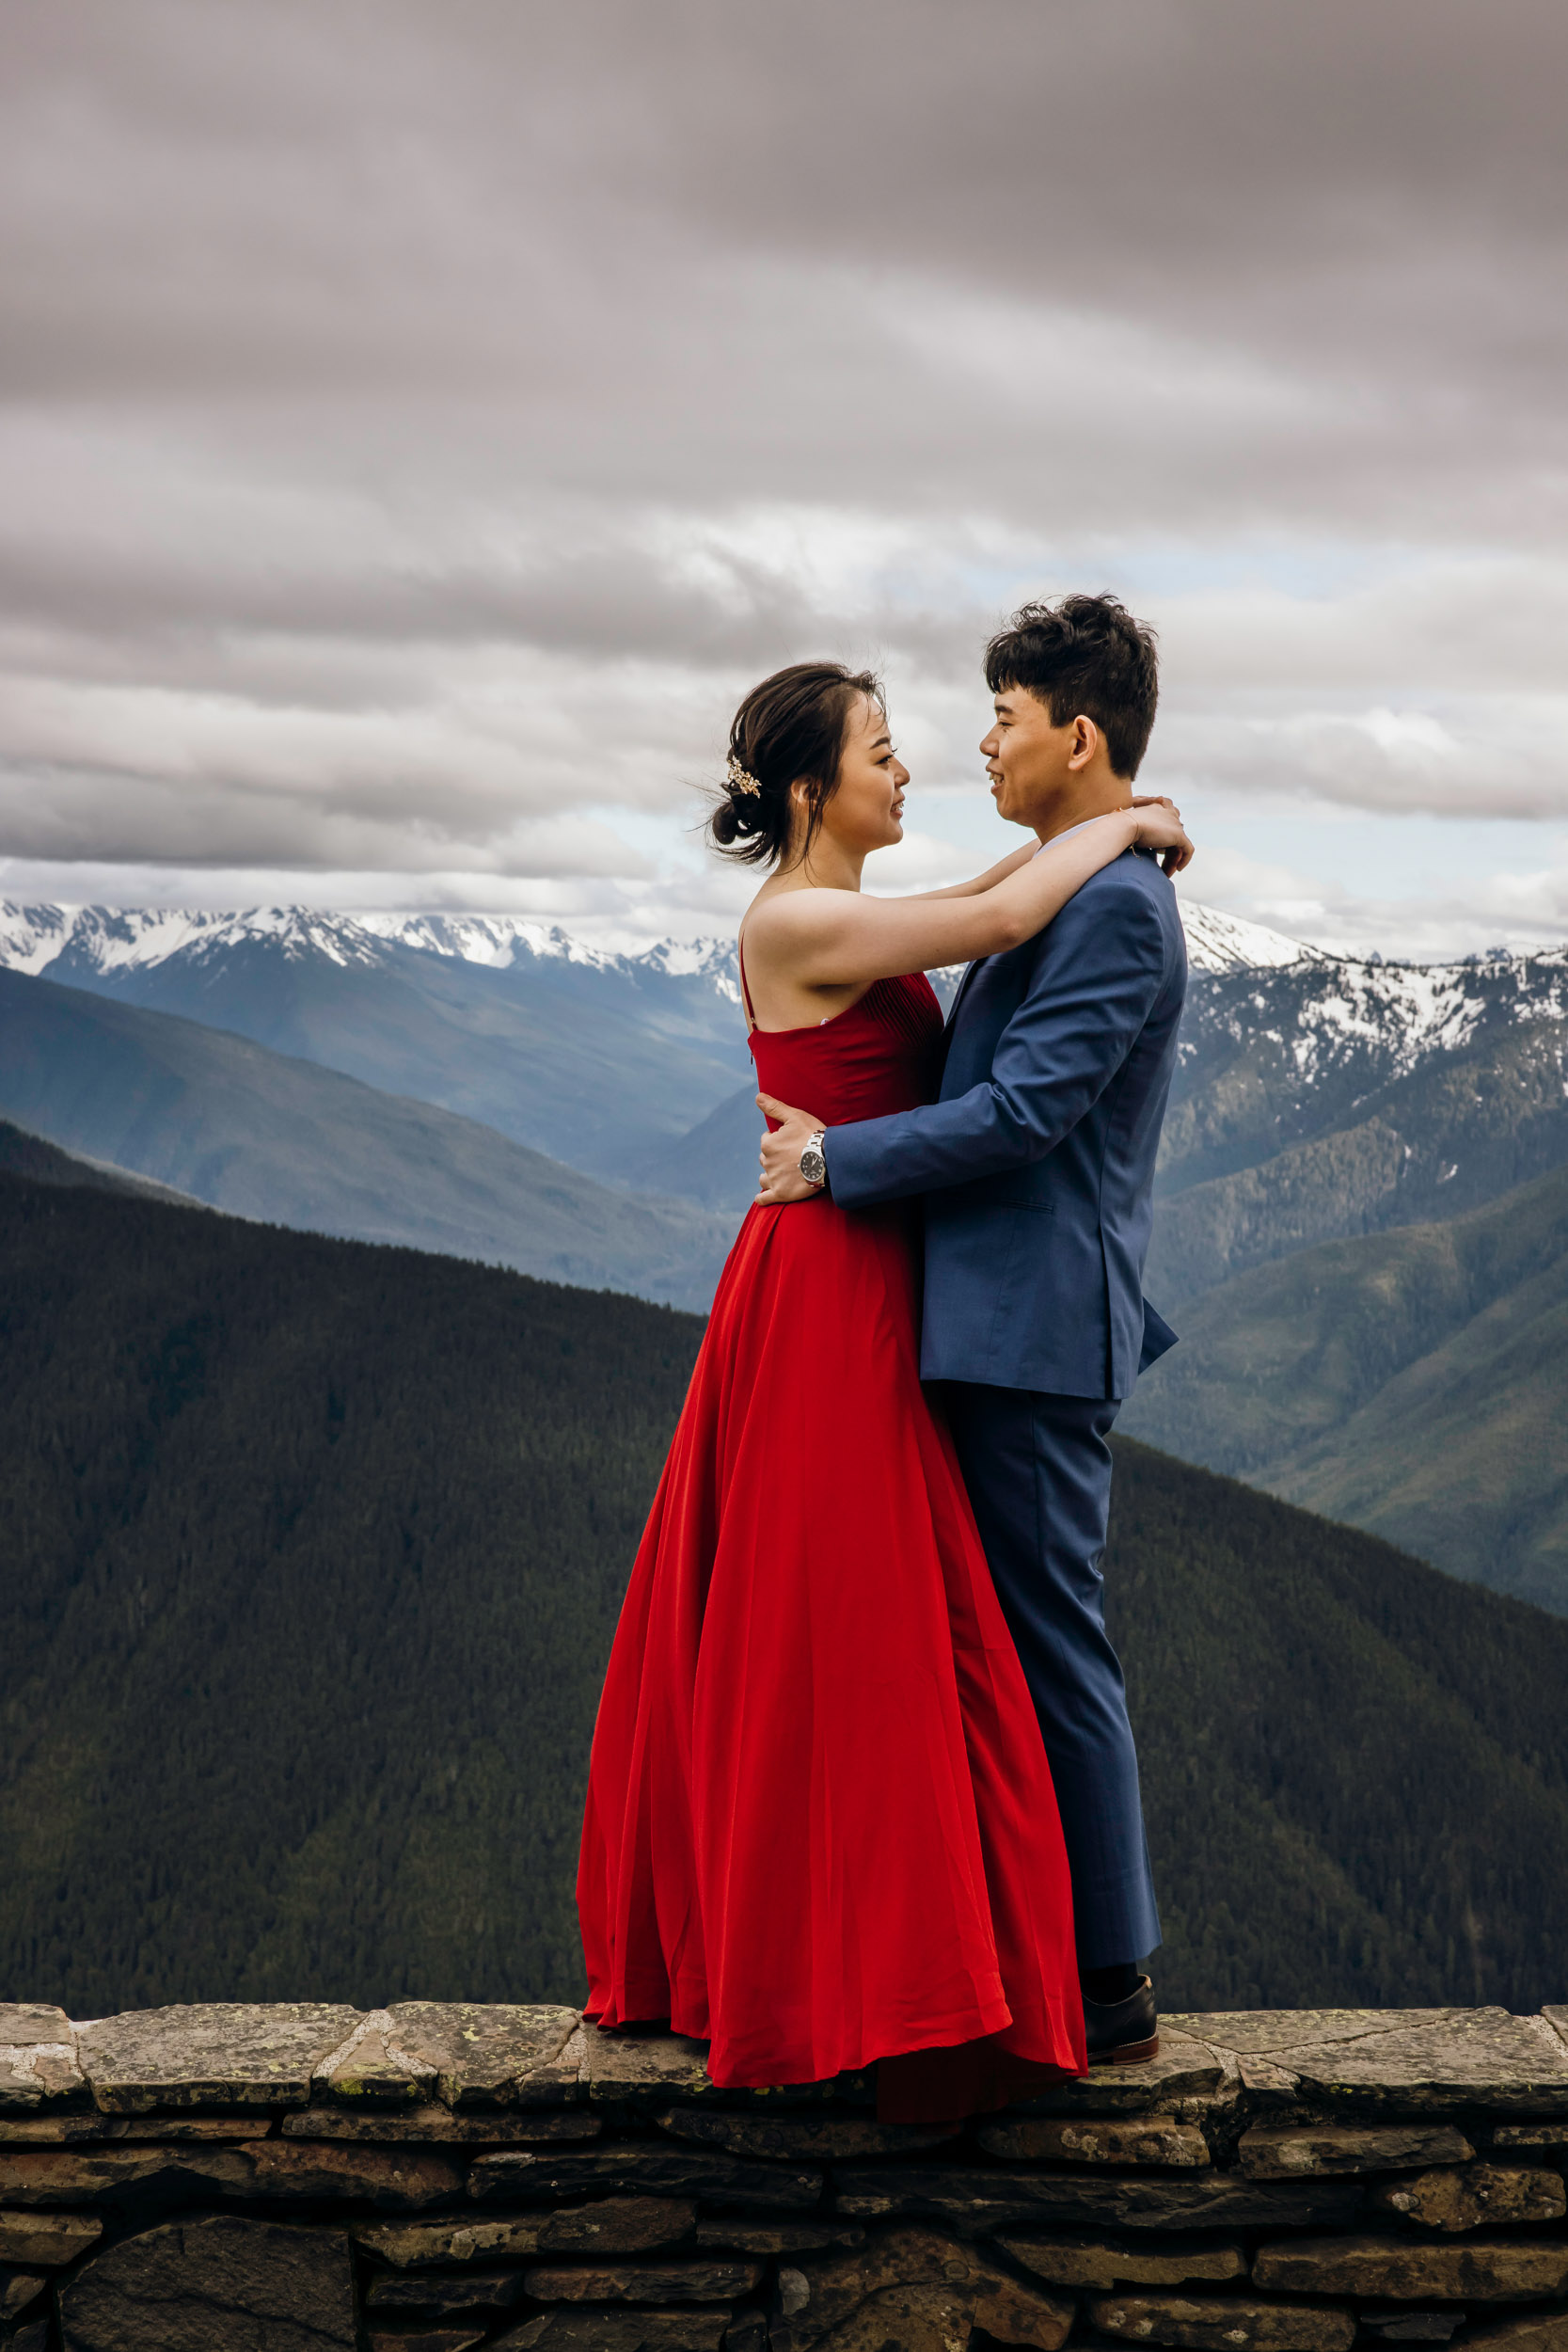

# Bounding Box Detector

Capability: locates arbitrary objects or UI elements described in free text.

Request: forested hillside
[1122,1156,1568,1611]
[5,1168,1568,2021]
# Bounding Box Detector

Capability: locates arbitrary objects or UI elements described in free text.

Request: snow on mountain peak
[1179,902,1318,975]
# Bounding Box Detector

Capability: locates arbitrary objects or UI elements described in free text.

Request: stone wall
[4,2003,1568,2352]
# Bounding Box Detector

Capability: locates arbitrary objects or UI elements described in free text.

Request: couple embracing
[578,594,1192,2123]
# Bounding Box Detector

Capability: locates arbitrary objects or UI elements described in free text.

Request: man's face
[979,687,1080,828]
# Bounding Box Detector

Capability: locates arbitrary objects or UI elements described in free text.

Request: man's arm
[821,881,1170,1209]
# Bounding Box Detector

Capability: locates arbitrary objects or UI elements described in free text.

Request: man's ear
[1066,714,1100,771]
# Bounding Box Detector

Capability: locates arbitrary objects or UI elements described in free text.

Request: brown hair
[707,660,883,866]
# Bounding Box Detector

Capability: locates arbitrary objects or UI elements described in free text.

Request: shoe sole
[1087,2033,1161,2066]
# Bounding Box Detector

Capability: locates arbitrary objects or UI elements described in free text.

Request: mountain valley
[6,896,1568,1604]
[0,970,734,1308]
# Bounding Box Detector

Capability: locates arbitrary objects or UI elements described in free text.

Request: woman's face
[810,695,908,855]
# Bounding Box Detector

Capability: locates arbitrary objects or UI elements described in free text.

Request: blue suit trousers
[941,1382,1162,1970]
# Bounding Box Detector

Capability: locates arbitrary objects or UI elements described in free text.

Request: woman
[578,661,1193,2122]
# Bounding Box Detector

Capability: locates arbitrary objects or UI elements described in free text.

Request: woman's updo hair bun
[707,660,882,866]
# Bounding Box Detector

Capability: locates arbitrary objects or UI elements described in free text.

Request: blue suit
[825,846,1186,1965]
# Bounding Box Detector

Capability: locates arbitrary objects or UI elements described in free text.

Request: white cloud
[1,0,1565,955]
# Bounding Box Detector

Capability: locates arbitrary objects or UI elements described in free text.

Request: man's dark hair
[984,594,1159,781]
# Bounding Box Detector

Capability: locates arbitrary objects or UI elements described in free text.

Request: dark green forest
[4,1162,1567,2020]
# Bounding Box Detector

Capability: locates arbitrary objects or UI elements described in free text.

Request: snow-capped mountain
[0,901,744,1000]
[4,895,1310,985]
[0,901,756,1185]
[7,895,1568,1248]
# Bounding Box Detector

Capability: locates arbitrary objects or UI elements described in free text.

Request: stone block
[284,2104,600,2143]
[1252,2236,1568,2302]
[0,2116,119,2146]
[655,2110,957,2162]
[832,2163,1363,2233]
[355,2198,697,2267]
[587,2025,718,2108]
[1008,2031,1226,2117]
[0,2211,102,2267]
[1167,2013,1462,2056]
[0,2275,45,2323]
[695,2222,863,2255]
[977,2115,1212,2167]
[1089,2294,1356,2351]
[356,2215,549,2266]
[75,2002,361,2112]
[468,2147,823,2209]
[492,2314,731,2350]
[365,2265,531,2312]
[1238,2127,1474,2178]
[0,2005,86,2116]
[1178,2011,1568,2118]
[222,2138,467,2207]
[0,2010,71,2050]
[57,2215,355,2349]
[0,2110,269,2146]
[1371,2165,1566,2231]
[523,2260,764,2303]
[1492,2125,1568,2149]
[0,2137,463,2210]
[581,2026,873,2115]
[385,2004,587,2107]
[1460,2316,1568,2352]
[776,2224,1073,2350]
[999,2236,1247,2290]
[4,2326,47,2352]
[0,2147,182,2202]
[543,2201,704,2256]
[314,2009,439,2105]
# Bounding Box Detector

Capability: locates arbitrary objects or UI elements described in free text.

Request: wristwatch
[799,1128,828,1189]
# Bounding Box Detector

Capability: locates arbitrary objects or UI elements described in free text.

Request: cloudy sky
[2,0,1565,959]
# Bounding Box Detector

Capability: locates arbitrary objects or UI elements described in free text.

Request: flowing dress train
[577,966,1085,2119]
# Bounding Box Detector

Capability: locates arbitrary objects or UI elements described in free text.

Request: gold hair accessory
[726,755,761,797]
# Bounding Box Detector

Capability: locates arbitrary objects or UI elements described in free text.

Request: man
[757,594,1185,2062]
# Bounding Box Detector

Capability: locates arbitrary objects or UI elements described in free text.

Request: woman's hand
[1130,797,1195,876]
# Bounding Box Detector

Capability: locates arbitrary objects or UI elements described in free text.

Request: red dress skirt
[577,969,1085,2118]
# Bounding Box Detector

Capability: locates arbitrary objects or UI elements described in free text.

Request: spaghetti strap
[736,931,756,1033]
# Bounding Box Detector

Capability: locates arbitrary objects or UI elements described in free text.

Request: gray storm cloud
[0,0,1564,891]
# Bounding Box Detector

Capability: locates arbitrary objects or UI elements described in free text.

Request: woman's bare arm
[746,805,1192,990]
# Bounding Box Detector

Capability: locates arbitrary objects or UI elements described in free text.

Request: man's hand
[756,1093,827,1204]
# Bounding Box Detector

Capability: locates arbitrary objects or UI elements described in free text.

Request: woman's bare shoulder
[741,887,847,946]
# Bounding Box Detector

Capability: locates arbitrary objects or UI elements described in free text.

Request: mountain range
[6,1149,1568,2018]
[0,974,734,1309]
[0,902,752,1183]
[4,895,1566,1603]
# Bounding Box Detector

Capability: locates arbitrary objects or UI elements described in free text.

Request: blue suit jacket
[825,847,1186,1400]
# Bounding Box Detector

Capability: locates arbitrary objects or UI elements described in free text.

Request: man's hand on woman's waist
[756,1093,829,1203]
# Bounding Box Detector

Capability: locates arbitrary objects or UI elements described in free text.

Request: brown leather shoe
[1084,1974,1159,2064]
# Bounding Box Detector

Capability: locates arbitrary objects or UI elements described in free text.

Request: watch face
[800,1146,826,1186]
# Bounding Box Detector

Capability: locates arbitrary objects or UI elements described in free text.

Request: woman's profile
[576,660,1192,2122]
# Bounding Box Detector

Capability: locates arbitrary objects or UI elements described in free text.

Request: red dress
[577,966,1085,2120]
